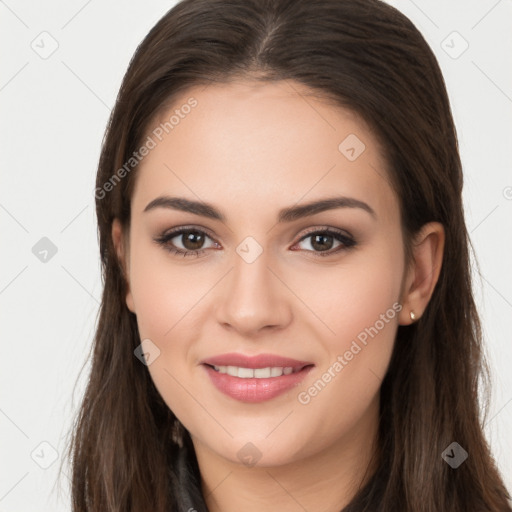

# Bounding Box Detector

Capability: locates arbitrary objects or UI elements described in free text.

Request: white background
[1,0,511,509]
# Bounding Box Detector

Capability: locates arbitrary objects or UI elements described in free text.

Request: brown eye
[154,227,218,257]
[294,228,356,256]
[179,230,207,250]
[310,233,335,251]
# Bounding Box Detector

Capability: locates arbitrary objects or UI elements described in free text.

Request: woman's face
[116,79,409,469]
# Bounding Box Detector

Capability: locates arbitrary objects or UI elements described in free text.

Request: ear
[398,222,445,325]
[112,218,136,313]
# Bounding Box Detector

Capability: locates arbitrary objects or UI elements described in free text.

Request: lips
[201,352,314,403]
[201,353,312,370]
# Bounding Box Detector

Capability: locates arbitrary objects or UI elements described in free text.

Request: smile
[200,353,314,402]
[210,365,297,378]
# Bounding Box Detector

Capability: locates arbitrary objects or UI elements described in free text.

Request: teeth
[270,367,282,377]
[254,367,271,378]
[212,365,296,378]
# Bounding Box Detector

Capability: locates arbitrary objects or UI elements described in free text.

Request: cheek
[291,243,403,440]
[128,247,207,420]
[128,239,208,340]
[127,240,221,406]
[294,240,404,348]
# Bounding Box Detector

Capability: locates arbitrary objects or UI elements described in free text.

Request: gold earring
[410,311,416,321]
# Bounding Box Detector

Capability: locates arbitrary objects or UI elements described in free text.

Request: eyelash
[153,225,357,259]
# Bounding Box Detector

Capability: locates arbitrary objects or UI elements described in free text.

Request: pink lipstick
[201,353,314,403]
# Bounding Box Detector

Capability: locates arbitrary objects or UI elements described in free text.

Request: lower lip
[203,364,313,403]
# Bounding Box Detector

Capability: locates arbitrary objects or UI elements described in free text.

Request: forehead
[132,79,397,223]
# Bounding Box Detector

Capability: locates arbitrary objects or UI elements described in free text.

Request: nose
[214,245,293,337]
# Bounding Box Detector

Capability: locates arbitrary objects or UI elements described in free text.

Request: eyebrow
[143,195,376,222]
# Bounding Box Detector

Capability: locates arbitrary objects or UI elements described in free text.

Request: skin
[112,79,444,512]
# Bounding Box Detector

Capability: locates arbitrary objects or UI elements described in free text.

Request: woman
[64,0,512,510]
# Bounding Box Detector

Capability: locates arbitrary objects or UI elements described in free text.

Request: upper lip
[201,352,314,371]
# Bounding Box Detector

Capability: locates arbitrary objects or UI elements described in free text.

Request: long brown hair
[62,0,512,510]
